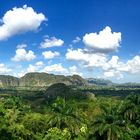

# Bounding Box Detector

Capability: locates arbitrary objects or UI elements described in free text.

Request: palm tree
[90,105,126,140]
[119,94,140,139]
[46,97,85,136]
[120,94,140,122]
[22,112,47,134]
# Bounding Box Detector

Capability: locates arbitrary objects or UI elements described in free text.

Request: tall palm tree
[46,97,85,136]
[90,105,126,140]
[119,94,140,139]
[120,94,140,122]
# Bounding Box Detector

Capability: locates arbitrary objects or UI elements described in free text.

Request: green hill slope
[0,72,87,88]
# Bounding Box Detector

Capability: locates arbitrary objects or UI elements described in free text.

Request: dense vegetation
[0,91,140,140]
[0,73,140,139]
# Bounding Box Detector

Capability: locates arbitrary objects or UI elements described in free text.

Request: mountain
[86,78,114,86]
[0,72,88,88]
[19,72,88,87]
[0,73,140,89]
[0,75,19,87]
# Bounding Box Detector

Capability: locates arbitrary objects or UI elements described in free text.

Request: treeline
[0,94,140,140]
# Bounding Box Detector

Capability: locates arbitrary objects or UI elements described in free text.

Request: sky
[0,0,140,83]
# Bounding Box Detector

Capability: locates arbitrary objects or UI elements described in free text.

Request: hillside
[0,75,19,87]
[0,72,88,88]
[19,72,88,87]
[0,73,140,89]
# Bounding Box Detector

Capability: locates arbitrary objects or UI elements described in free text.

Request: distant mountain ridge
[0,72,140,88]
[86,78,114,86]
[0,72,88,87]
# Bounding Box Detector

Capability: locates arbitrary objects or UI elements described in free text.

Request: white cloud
[102,55,140,74]
[104,70,123,79]
[66,46,140,79]
[12,48,36,62]
[102,56,120,71]
[43,63,68,74]
[27,62,44,73]
[72,36,81,43]
[35,61,44,67]
[0,5,46,40]
[83,26,121,53]
[43,64,83,76]
[66,26,122,79]
[66,48,107,68]
[17,63,83,77]
[126,55,140,74]
[69,65,83,76]
[0,63,12,74]
[66,48,87,61]
[16,43,27,49]
[40,37,64,48]
[27,64,36,73]
[103,55,140,79]
[16,70,26,78]
[42,51,60,59]
[17,61,44,77]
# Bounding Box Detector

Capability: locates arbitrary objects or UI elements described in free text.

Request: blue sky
[0,0,140,83]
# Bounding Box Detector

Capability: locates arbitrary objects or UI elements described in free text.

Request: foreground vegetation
[0,91,140,140]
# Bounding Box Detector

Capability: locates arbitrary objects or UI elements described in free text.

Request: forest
[0,88,140,140]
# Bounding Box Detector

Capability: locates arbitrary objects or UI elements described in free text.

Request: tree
[22,112,47,134]
[90,105,126,140]
[43,127,71,140]
[47,97,84,137]
[120,94,140,122]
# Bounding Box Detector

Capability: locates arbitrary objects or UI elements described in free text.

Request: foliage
[0,93,139,140]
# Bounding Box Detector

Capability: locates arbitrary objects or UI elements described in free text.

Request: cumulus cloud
[43,63,68,74]
[72,36,81,43]
[12,48,36,62]
[16,70,25,78]
[17,61,44,77]
[43,64,83,76]
[83,26,121,53]
[65,26,124,80]
[66,48,107,68]
[66,26,122,79]
[42,51,60,59]
[27,64,36,73]
[40,36,64,48]
[66,46,140,79]
[126,56,140,74]
[69,65,83,76]
[17,62,83,77]
[27,61,44,72]
[104,70,124,79]
[102,56,120,71]
[16,43,27,49]
[35,61,44,67]
[103,55,140,79]
[0,5,46,40]
[0,63,12,74]
[102,55,140,74]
